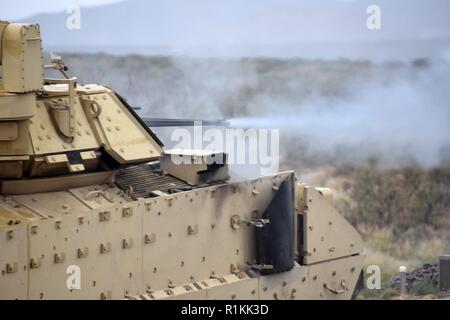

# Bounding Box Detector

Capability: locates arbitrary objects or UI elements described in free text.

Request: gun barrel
[142,118,229,127]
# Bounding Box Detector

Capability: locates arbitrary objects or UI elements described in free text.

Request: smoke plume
[229,60,450,169]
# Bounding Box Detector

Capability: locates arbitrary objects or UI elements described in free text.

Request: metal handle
[242,218,270,228]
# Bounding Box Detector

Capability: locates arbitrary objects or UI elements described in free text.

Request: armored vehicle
[0,21,364,300]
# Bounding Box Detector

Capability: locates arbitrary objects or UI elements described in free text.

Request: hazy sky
[4,0,450,59]
[3,0,121,20]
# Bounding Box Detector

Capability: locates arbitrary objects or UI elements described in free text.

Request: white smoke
[229,60,450,169]
[64,51,450,169]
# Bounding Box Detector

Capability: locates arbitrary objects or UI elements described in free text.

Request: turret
[0,22,163,194]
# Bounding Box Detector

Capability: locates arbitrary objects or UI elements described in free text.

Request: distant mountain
[18,0,450,60]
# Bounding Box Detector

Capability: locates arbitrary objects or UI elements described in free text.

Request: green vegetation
[340,160,449,231]
[333,161,450,298]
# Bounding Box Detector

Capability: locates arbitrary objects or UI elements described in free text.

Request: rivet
[291,289,297,299]
[144,233,156,244]
[122,238,134,249]
[187,224,198,235]
[165,289,174,296]
[230,215,240,229]
[100,242,111,254]
[99,211,111,222]
[30,258,41,269]
[122,207,133,217]
[54,253,66,263]
[6,263,18,274]
[30,225,38,235]
[6,230,14,240]
[77,248,89,259]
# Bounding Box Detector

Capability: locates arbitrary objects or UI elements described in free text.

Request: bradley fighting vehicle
[0,22,364,300]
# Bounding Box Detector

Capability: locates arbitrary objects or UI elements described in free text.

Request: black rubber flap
[256,175,295,275]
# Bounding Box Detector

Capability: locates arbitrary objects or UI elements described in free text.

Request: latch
[323,279,348,294]
[242,218,270,228]
[250,264,274,271]
[230,215,270,229]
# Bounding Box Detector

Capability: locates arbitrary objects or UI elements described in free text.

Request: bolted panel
[0,224,28,299]
[259,255,364,300]
[2,23,43,93]
[302,187,363,265]
[29,98,98,156]
[27,202,143,299]
[80,91,162,164]
[142,172,294,291]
